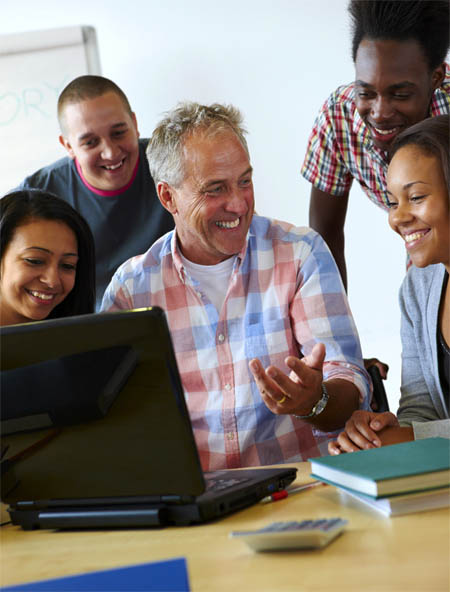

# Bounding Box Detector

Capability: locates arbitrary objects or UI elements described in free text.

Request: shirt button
[218,333,225,343]
[224,383,232,391]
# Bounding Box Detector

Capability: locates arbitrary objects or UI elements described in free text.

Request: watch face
[314,386,329,416]
[315,400,326,415]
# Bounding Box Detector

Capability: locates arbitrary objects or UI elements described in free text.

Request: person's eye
[239,178,252,187]
[112,130,126,138]
[82,137,98,148]
[356,89,374,99]
[393,93,411,100]
[61,262,77,271]
[410,194,427,202]
[386,201,397,209]
[206,186,223,195]
[24,258,43,266]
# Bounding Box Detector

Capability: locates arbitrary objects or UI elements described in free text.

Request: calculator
[229,518,348,552]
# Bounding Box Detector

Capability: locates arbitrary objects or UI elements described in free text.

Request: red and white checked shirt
[102,216,371,470]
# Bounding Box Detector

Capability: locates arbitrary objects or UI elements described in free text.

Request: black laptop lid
[0,308,206,504]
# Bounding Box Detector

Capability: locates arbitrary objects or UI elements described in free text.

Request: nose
[40,264,62,290]
[225,188,249,215]
[370,95,394,122]
[389,200,414,228]
[100,139,119,160]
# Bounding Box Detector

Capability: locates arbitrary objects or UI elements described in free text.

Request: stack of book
[309,437,450,516]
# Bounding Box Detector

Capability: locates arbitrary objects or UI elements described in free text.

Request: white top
[179,252,235,313]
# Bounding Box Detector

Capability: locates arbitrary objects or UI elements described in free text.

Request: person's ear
[157,182,178,215]
[59,135,76,160]
[431,63,446,90]
[131,112,140,138]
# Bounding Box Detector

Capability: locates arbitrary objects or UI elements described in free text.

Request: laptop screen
[0,308,206,504]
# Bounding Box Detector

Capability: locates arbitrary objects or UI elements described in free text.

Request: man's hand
[328,410,399,454]
[249,343,326,416]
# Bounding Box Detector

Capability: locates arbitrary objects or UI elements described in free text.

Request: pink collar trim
[75,155,140,196]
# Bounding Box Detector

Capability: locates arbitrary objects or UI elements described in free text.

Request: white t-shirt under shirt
[179,252,236,314]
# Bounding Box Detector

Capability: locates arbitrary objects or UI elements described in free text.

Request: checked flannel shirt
[102,216,370,471]
[301,63,450,210]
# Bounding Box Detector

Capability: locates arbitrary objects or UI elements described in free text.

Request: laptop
[0,307,296,530]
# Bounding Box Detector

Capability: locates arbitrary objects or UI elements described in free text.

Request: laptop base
[8,466,297,530]
[8,492,258,530]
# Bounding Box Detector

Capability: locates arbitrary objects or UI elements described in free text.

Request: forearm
[308,187,349,290]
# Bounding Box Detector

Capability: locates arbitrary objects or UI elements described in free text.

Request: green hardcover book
[309,437,450,498]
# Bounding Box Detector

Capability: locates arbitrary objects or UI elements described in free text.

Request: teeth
[30,291,54,300]
[216,219,240,229]
[404,231,427,243]
[374,127,396,135]
[104,161,123,170]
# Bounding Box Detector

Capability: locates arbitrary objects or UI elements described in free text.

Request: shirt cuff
[412,419,450,440]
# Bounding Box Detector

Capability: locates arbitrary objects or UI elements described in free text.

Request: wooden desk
[1,463,449,591]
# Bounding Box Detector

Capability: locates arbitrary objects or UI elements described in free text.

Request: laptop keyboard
[205,475,250,492]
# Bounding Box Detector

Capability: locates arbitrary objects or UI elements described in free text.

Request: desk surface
[1,463,449,591]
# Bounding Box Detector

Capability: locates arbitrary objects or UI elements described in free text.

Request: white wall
[0,0,405,409]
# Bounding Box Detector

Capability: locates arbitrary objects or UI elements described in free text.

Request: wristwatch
[293,383,329,419]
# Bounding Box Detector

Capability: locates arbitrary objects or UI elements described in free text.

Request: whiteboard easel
[0,26,101,195]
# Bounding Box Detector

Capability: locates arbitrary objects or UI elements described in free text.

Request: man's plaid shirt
[102,216,370,471]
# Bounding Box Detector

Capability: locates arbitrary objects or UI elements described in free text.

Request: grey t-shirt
[17,139,174,309]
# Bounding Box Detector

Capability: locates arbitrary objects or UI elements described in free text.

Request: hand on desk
[249,343,324,416]
[328,410,414,454]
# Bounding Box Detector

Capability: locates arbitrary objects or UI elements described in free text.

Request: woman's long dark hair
[0,190,96,318]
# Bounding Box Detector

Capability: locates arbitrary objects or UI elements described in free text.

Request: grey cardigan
[397,263,450,439]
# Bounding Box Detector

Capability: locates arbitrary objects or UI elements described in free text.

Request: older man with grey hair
[101,101,370,471]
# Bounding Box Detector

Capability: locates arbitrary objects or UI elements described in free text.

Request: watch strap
[293,383,329,419]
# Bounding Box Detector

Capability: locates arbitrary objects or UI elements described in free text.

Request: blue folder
[2,557,190,591]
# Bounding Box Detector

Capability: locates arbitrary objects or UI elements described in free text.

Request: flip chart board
[0,26,101,195]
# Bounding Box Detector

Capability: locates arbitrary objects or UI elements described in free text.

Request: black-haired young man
[302,0,449,292]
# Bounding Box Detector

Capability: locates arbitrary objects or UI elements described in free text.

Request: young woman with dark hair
[329,115,450,452]
[0,189,95,325]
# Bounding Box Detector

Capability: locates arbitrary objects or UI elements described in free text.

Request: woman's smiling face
[0,218,78,326]
[387,145,449,270]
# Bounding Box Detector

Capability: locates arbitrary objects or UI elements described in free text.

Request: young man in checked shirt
[302,0,449,380]
[303,0,449,290]
[102,102,371,471]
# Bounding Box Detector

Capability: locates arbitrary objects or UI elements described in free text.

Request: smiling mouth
[373,127,398,135]
[102,159,125,171]
[404,230,429,243]
[368,124,402,139]
[215,218,240,229]
[27,289,56,302]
